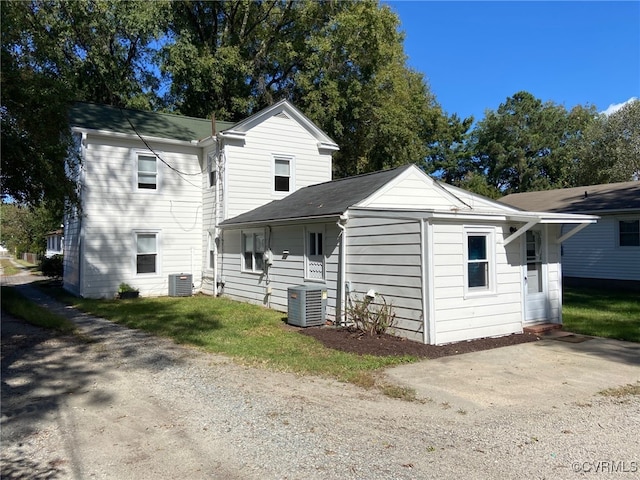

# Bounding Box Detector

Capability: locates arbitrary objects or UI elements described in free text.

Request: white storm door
[524,229,547,323]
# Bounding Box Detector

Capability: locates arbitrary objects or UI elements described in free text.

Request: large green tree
[163,0,454,176]
[466,91,597,194]
[1,0,169,210]
[574,99,640,185]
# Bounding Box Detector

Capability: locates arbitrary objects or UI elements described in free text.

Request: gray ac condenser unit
[287,284,327,327]
[168,273,193,297]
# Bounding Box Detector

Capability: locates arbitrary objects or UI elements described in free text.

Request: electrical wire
[118,108,204,189]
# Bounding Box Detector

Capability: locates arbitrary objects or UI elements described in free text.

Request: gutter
[71,127,200,148]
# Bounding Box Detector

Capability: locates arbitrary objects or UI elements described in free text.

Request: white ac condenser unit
[287,284,328,327]
[168,274,193,297]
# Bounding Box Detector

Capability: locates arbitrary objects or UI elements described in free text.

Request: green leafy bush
[40,254,63,279]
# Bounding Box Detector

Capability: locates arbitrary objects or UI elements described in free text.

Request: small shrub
[40,254,63,280]
[118,282,138,293]
[347,294,396,336]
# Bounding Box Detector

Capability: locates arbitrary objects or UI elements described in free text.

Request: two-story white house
[65,100,596,345]
[64,100,338,299]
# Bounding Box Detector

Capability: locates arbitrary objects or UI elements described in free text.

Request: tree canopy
[2,0,637,214]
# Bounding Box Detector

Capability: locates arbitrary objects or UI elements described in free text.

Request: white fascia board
[219,213,342,229]
[216,130,247,141]
[71,127,198,148]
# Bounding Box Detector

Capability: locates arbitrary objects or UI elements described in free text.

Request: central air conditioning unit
[168,273,192,297]
[287,284,327,327]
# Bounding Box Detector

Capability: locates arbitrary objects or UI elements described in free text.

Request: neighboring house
[219,165,596,345]
[64,100,338,298]
[500,182,640,291]
[45,229,64,258]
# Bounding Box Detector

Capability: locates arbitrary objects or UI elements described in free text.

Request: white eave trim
[71,127,199,147]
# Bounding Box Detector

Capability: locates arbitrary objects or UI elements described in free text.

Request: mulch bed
[298,326,540,359]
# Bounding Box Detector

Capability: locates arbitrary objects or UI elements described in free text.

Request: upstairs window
[207,152,216,189]
[136,232,158,274]
[242,231,265,272]
[274,156,292,193]
[619,220,640,246]
[137,154,157,190]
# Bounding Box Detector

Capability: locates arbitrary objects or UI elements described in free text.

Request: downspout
[336,214,349,326]
[420,219,428,344]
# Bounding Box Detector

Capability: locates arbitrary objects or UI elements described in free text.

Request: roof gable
[69,102,234,142]
[220,100,338,151]
[499,181,640,213]
[220,165,412,226]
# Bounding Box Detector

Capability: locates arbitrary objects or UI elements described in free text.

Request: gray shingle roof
[499,181,640,213]
[69,102,235,142]
[220,165,413,226]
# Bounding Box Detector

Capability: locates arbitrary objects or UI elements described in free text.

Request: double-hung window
[273,155,293,193]
[207,152,216,189]
[619,219,640,247]
[137,154,157,190]
[465,228,495,295]
[242,231,265,272]
[136,232,158,275]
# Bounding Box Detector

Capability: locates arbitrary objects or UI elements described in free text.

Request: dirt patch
[298,326,540,358]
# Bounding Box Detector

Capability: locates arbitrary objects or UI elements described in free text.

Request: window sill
[463,289,497,300]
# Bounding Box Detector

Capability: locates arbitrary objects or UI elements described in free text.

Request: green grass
[1,286,77,334]
[0,258,22,276]
[49,289,417,385]
[563,287,640,342]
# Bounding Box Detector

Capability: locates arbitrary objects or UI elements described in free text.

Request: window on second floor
[619,219,640,246]
[273,156,293,193]
[137,154,157,190]
[207,152,216,189]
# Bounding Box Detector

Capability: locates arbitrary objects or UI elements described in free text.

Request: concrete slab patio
[385,335,640,411]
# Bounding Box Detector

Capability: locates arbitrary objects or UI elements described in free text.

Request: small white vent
[275,111,291,120]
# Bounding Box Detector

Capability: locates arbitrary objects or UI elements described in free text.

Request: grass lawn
[46,288,418,392]
[1,286,77,334]
[563,287,640,342]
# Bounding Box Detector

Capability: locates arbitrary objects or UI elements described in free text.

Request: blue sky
[385,1,640,122]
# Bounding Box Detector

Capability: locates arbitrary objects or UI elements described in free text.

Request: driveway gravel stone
[2,271,639,479]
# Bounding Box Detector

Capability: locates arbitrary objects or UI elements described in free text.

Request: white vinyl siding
[76,136,203,298]
[561,215,640,282]
[224,115,332,219]
[219,224,340,319]
[345,216,425,343]
[432,222,523,345]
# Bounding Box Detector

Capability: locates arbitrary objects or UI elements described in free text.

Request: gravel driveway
[2,275,639,479]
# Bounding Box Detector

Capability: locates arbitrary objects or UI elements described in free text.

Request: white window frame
[207,231,215,272]
[304,225,326,282]
[463,227,496,297]
[241,230,266,273]
[134,230,161,276]
[272,154,295,194]
[133,150,160,192]
[206,152,217,189]
[618,218,640,247]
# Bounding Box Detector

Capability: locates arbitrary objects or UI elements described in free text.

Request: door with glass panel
[524,229,547,322]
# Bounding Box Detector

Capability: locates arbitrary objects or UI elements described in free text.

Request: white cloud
[601,97,638,116]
